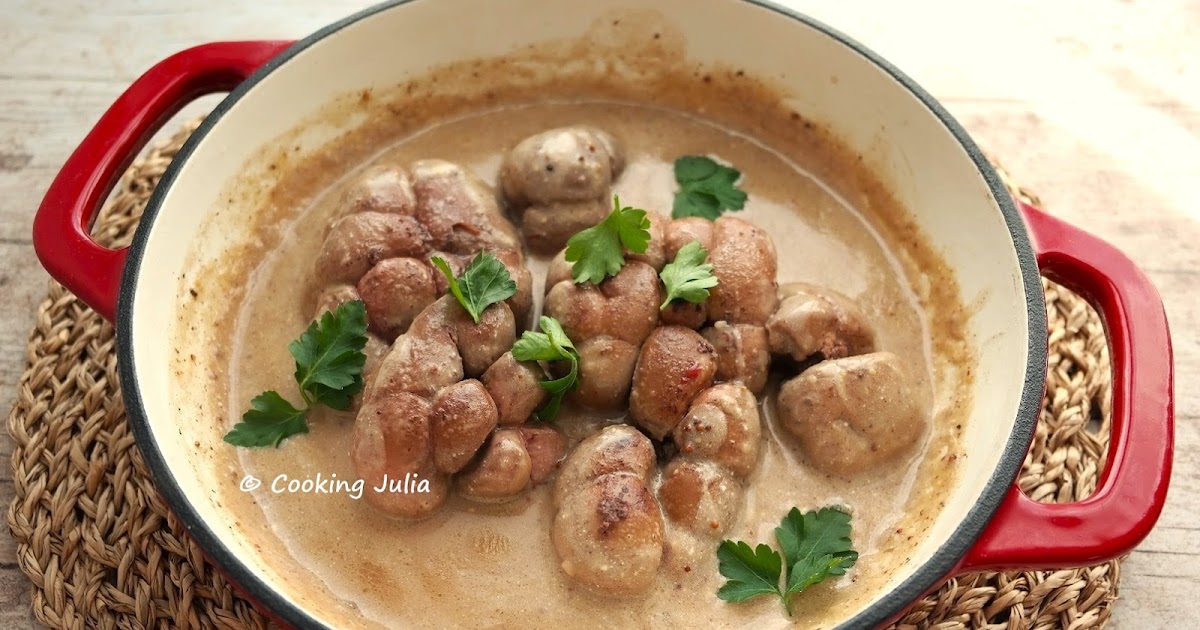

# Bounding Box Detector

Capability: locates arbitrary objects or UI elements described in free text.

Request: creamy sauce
[223,101,962,629]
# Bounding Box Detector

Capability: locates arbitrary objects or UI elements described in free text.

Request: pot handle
[32,40,294,322]
[959,200,1174,570]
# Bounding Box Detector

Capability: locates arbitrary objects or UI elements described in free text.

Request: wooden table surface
[1,0,1195,627]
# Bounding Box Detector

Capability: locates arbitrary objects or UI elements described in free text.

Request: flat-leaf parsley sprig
[659,240,719,310]
[510,316,579,421]
[717,506,858,616]
[224,300,369,448]
[672,155,748,220]
[431,252,518,323]
[564,195,652,285]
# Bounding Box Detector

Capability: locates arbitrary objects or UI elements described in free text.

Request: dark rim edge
[115,1,1047,629]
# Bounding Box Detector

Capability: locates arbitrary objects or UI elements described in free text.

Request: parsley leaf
[536,371,576,421]
[513,316,576,361]
[224,300,369,448]
[775,507,858,614]
[785,554,852,602]
[659,240,719,309]
[431,252,518,324]
[716,541,783,603]
[672,155,748,220]
[510,334,562,362]
[290,299,369,410]
[222,391,309,447]
[511,316,579,420]
[775,507,858,576]
[564,195,651,285]
[717,506,858,616]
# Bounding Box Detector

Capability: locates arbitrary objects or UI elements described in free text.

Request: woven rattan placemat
[6,121,1118,629]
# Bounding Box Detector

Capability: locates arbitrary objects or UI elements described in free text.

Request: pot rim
[115,1,1047,628]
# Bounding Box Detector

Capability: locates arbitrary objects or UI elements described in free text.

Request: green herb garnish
[716,541,784,603]
[511,316,579,420]
[224,300,369,447]
[717,507,858,616]
[431,252,518,324]
[672,155,748,220]
[564,195,651,285]
[658,240,719,310]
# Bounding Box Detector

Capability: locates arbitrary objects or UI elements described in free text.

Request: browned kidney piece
[626,210,668,271]
[552,472,664,596]
[569,336,640,411]
[655,381,762,543]
[457,428,533,502]
[447,301,517,378]
[701,322,771,394]
[672,382,762,479]
[371,298,465,400]
[410,159,521,254]
[657,459,741,535]
[430,379,499,474]
[312,284,361,319]
[359,333,390,400]
[553,424,656,507]
[516,426,568,484]
[663,217,713,260]
[482,352,548,425]
[499,126,624,208]
[544,261,661,347]
[314,212,430,286]
[660,299,707,330]
[354,287,536,517]
[404,294,514,381]
[356,257,438,341]
[521,199,610,255]
[551,425,663,596]
[342,164,417,215]
[371,332,463,402]
[488,247,534,326]
[543,249,574,293]
[352,280,533,518]
[768,283,873,357]
[777,351,926,477]
[629,326,718,439]
[428,250,468,294]
[707,216,778,325]
[351,389,448,519]
[767,283,877,361]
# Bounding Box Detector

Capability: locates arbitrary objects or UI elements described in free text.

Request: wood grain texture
[1,0,1195,627]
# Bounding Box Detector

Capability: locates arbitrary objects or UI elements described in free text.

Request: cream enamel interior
[126,0,1033,626]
